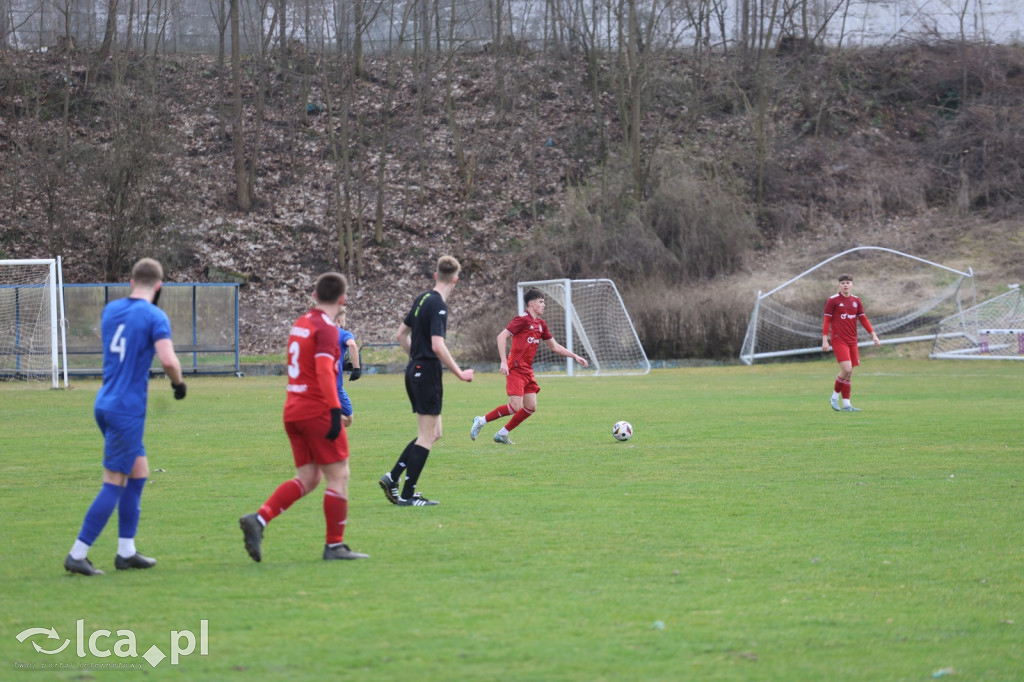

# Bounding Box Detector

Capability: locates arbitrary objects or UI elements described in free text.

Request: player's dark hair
[315,272,347,303]
[524,288,544,305]
[436,255,461,283]
[838,274,853,282]
[131,258,163,286]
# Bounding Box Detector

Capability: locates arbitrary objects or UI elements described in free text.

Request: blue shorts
[94,407,147,474]
[338,388,353,417]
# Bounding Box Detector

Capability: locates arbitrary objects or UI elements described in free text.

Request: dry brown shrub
[625,282,751,360]
[458,300,517,363]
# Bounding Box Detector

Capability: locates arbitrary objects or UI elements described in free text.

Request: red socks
[504,407,535,432]
[259,478,306,523]
[323,489,348,545]
[258,478,349,545]
[485,404,515,422]
[835,376,852,399]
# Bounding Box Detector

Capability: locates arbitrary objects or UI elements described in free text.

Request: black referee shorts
[405,359,443,415]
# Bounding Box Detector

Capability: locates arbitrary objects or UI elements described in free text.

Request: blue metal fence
[62,282,240,376]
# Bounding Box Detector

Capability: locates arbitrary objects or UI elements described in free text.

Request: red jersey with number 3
[284,309,340,422]
[823,294,868,345]
[505,314,553,372]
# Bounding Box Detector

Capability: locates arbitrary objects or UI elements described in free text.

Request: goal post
[0,257,68,388]
[930,285,1024,360]
[740,247,975,364]
[516,278,650,376]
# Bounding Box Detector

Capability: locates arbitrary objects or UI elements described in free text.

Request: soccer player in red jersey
[239,272,368,561]
[822,274,880,412]
[469,288,588,444]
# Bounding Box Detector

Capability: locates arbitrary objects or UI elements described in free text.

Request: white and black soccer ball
[612,420,633,441]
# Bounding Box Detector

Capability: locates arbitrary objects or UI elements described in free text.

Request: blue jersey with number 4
[94,297,172,416]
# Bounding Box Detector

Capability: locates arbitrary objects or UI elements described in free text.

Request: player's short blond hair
[131,258,164,287]
[436,255,461,283]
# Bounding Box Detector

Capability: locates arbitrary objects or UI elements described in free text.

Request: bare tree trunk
[353,0,364,77]
[211,0,228,73]
[230,0,251,210]
[88,0,120,83]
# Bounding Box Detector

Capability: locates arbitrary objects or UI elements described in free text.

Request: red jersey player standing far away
[239,272,369,562]
[470,288,588,444]
[822,274,881,412]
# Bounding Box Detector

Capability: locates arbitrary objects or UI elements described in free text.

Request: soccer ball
[612,420,633,441]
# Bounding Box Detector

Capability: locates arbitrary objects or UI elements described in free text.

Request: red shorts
[832,340,860,367]
[506,368,541,397]
[284,413,349,467]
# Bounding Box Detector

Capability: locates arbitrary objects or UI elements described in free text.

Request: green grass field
[1,359,1022,680]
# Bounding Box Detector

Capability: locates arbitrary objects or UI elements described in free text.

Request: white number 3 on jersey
[288,341,300,378]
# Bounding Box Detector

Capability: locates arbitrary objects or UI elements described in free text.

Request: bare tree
[87,0,120,83]
[89,86,169,280]
[210,0,229,73]
[229,0,251,209]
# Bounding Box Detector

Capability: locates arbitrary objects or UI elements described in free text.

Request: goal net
[0,258,68,387]
[930,285,1024,360]
[516,278,650,375]
[739,247,975,364]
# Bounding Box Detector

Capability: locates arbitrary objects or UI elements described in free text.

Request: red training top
[284,308,342,422]
[823,293,874,344]
[505,313,553,372]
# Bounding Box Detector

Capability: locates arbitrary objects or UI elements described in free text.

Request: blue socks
[77,482,125,545]
[118,477,146,540]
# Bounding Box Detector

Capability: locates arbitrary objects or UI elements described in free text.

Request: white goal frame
[930,285,1024,360]
[0,258,69,387]
[740,246,975,365]
[516,278,650,376]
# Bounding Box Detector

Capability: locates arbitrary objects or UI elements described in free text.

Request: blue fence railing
[61,282,240,376]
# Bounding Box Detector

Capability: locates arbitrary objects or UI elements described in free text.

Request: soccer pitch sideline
[1,359,1022,680]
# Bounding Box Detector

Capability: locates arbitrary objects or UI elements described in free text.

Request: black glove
[326,408,342,440]
[349,367,362,381]
[172,381,187,400]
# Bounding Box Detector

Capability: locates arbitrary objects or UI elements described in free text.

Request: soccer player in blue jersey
[335,308,362,427]
[64,258,187,576]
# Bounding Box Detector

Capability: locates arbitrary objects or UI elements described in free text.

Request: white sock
[843,399,851,407]
[832,391,841,399]
[117,538,137,558]
[256,514,268,527]
[497,428,508,436]
[70,540,90,561]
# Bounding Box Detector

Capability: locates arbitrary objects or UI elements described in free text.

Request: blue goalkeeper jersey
[336,327,354,393]
[94,297,173,416]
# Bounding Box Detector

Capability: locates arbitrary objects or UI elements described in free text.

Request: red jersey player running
[822,274,880,412]
[239,272,368,562]
[470,288,588,444]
